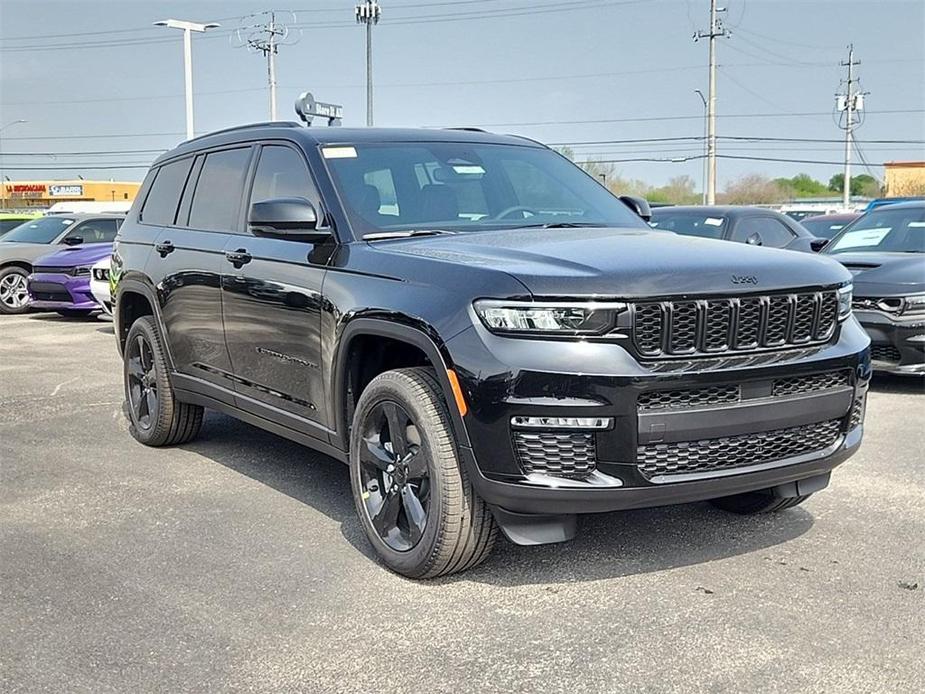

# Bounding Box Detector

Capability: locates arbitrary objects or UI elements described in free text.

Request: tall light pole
[695,0,729,205]
[0,119,27,201]
[694,90,708,205]
[355,1,382,126]
[837,44,864,210]
[154,19,220,140]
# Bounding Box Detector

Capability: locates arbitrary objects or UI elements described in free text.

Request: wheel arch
[332,317,471,453]
[114,277,169,362]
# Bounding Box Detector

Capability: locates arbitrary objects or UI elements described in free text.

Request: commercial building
[0,180,141,211]
[884,161,925,197]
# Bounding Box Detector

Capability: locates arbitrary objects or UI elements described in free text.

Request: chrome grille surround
[637,419,842,480]
[513,431,596,477]
[631,290,840,358]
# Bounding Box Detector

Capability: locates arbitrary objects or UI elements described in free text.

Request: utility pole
[694,90,708,205]
[154,19,221,140]
[695,0,729,205]
[235,11,296,121]
[836,44,864,209]
[355,1,382,126]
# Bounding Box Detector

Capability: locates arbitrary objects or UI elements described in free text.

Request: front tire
[123,315,203,446]
[0,266,30,315]
[710,490,812,514]
[349,367,497,578]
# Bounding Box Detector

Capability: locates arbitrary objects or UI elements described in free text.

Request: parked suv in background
[113,123,870,578]
[0,214,123,314]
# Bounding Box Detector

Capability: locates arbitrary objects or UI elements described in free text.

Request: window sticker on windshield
[452,165,485,175]
[61,219,74,225]
[322,146,357,159]
[833,228,891,250]
[908,221,925,227]
[704,217,724,226]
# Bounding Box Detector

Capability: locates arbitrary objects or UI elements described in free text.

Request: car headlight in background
[899,293,925,319]
[92,267,110,282]
[837,284,852,320]
[73,266,92,277]
[473,299,626,335]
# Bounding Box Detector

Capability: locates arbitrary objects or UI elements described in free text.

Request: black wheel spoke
[127,356,145,381]
[145,390,158,420]
[401,486,427,544]
[383,402,408,458]
[404,446,428,480]
[370,488,402,537]
[361,434,395,471]
[130,383,143,417]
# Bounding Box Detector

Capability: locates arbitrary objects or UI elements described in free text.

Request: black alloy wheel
[358,401,431,551]
[126,332,159,432]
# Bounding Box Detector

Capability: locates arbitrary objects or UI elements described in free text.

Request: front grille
[771,371,850,397]
[28,281,70,302]
[638,385,740,411]
[849,394,866,429]
[637,419,842,480]
[513,431,596,477]
[871,344,901,363]
[32,265,68,275]
[632,290,840,358]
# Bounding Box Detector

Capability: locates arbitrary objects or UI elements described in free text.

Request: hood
[33,242,114,269]
[380,227,851,297]
[829,251,925,297]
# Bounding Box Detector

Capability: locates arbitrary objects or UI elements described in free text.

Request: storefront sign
[49,184,83,197]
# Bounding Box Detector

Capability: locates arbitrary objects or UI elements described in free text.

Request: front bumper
[27,272,101,311]
[447,316,870,517]
[854,309,925,375]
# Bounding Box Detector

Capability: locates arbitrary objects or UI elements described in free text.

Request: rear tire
[123,315,203,447]
[0,266,30,315]
[710,490,812,515]
[349,367,497,578]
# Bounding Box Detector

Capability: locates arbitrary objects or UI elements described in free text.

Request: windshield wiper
[363,229,457,241]
[514,222,604,229]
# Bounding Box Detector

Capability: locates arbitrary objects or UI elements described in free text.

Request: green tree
[828,173,881,196]
[773,173,828,198]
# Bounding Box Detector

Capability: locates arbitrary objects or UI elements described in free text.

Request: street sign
[295,92,343,126]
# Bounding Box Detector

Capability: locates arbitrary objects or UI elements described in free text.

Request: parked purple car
[28,243,114,317]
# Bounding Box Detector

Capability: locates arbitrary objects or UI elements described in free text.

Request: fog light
[510,416,612,430]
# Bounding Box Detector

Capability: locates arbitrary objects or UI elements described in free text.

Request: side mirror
[745,232,763,246]
[618,195,652,222]
[810,238,829,252]
[248,197,331,242]
[62,236,83,246]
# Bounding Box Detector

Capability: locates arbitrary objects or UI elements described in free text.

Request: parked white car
[90,257,112,315]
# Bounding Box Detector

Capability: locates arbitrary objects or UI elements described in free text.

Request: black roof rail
[443,127,488,133]
[186,121,303,143]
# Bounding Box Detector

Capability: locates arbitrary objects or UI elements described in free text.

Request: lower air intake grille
[514,431,596,477]
[637,385,740,411]
[849,394,866,429]
[871,344,901,363]
[772,371,850,397]
[637,419,842,480]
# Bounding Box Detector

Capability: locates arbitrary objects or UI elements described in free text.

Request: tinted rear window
[141,158,193,226]
[188,148,252,232]
[649,212,726,239]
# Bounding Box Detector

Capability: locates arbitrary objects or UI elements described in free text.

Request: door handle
[225,248,252,268]
[155,240,175,257]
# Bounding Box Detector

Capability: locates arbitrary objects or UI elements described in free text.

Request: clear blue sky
[1,0,923,189]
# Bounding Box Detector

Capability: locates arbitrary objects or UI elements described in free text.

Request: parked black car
[825,201,925,375]
[800,213,862,240]
[112,123,869,578]
[650,205,827,253]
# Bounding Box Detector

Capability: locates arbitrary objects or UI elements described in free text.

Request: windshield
[322,142,646,236]
[0,216,76,244]
[801,216,858,239]
[0,218,33,236]
[826,207,925,254]
[648,211,726,239]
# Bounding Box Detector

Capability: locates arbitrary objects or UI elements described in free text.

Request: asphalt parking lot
[1,312,922,693]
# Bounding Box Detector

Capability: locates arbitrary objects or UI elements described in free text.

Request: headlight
[837,284,852,320]
[473,299,625,335]
[73,266,91,277]
[92,268,110,281]
[901,293,925,319]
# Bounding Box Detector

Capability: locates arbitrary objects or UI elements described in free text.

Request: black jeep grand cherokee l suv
[112,123,870,578]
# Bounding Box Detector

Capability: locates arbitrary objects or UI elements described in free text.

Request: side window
[140,158,193,225]
[188,148,252,232]
[63,218,120,244]
[732,217,796,248]
[250,145,319,207]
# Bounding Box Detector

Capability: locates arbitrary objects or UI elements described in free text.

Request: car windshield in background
[826,207,925,254]
[648,211,726,239]
[321,142,647,236]
[800,216,858,239]
[0,216,75,244]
